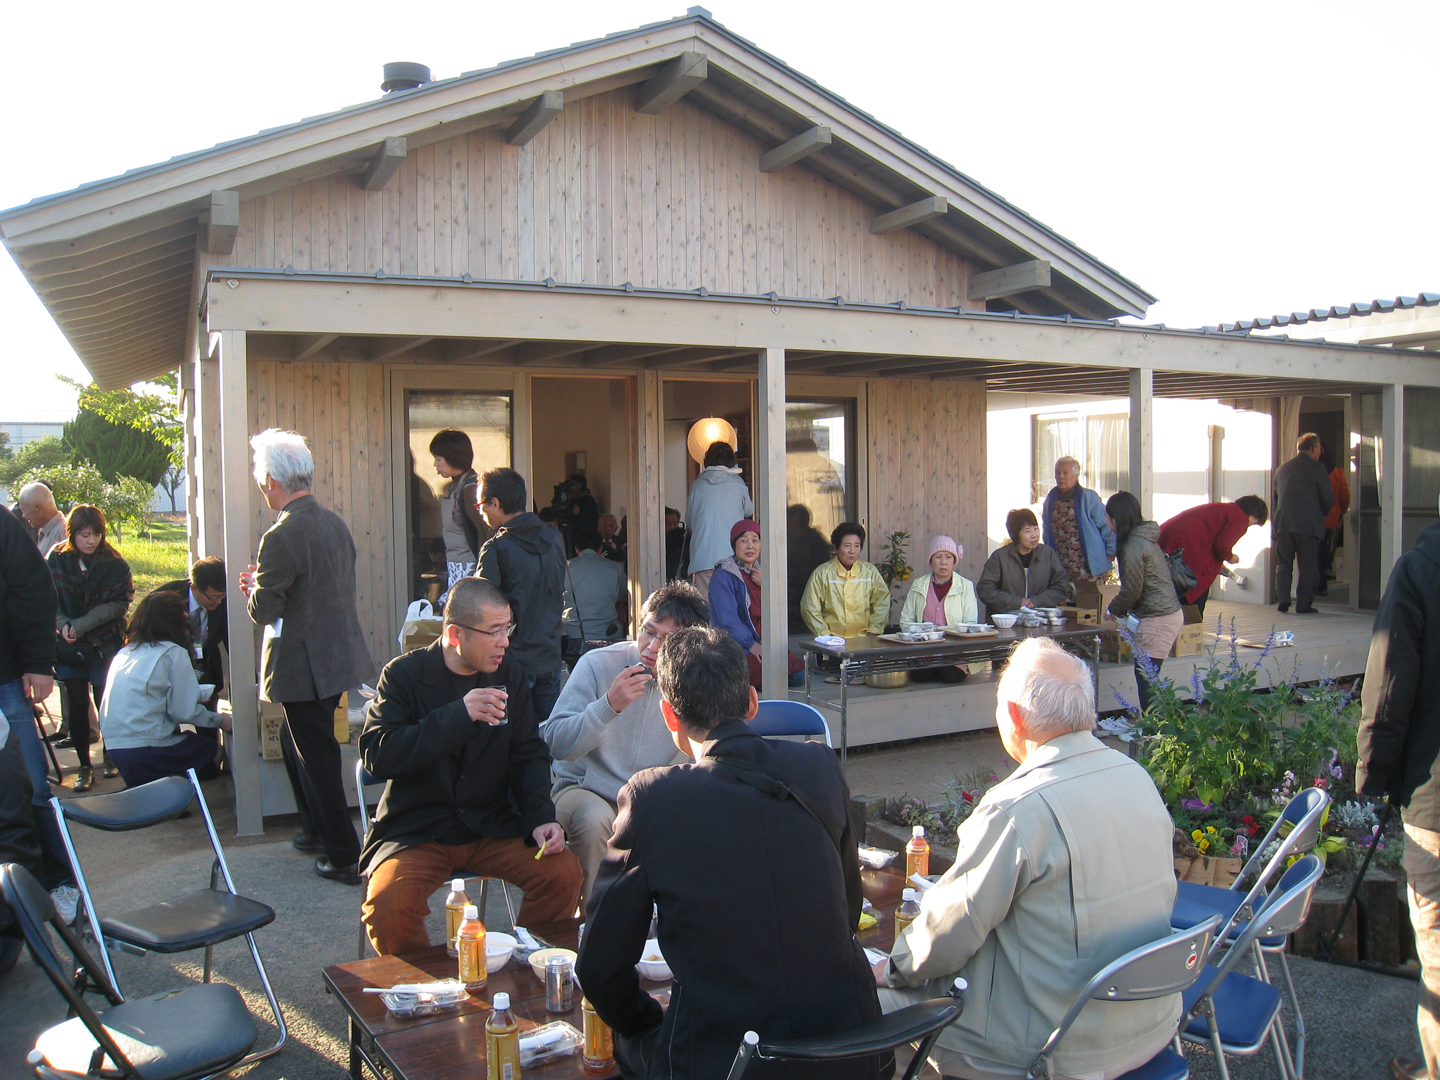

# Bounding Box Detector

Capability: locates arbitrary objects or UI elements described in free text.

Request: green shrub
[14,461,153,538]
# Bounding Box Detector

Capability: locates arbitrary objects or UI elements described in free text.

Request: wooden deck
[792,599,1375,749]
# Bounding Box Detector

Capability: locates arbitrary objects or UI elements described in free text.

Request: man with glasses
[359,577,581,957]
[156,556,228,714]
[542,582,709,904]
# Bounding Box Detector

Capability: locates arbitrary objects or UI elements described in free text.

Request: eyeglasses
[198,589,226,607]
[454,622,517,641]
[637,624,672,645]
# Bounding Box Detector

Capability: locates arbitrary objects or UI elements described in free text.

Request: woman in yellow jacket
[800,522,890,637]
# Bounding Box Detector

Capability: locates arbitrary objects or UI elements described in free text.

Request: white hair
[998,637,1095,741]
[251,428,314,493]
[17,482,57,510]
[1054,456,1082,476]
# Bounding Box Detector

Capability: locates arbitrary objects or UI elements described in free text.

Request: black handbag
[1166,549,1198,600]
[55,638,101,668]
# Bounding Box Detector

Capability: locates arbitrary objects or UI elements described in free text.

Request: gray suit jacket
[1272,452,1334,538]
[247,495,375,702]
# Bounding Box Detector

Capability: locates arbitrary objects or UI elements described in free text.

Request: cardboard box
[333,691,350,744]
[1099,604,1206,663]
[1073,580,1121,613]
[1060,606,1097,625]
[403,618,444,653]
[259,700,285,760]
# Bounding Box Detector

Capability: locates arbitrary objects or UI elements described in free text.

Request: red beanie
[730,519,760,547]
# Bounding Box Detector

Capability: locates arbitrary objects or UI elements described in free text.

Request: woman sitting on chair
[100,590,232,787]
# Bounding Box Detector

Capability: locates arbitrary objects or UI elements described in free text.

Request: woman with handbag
[47,505,133,791]
[1103,491,1180,715]
[1158,496,1269,616]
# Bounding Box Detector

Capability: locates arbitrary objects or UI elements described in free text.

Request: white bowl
[990,614,1019,628]
[900,622,934,635]
[485,932,517,973]
[528,947,577,982]
[635,939,672,982]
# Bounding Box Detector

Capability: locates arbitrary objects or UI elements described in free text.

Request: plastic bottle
[894,888,922,936]
[581,996,614,1071]
[457,904,488,992]
[906,825,930,881]
[445,879,470,958]
[486,991,521,1080]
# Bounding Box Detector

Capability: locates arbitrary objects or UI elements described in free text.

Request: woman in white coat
[899,535,978,684]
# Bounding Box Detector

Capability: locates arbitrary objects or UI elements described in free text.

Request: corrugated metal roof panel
[1217,292,1439,332]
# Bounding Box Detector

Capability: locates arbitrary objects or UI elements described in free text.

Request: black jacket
[155,579,227,694]
[577,723,882,1080]
[0,507,56,685]
[1358,522,1440,810]
[477,512,565,676]
[357,642,556,874]
[1272,452,1334,539]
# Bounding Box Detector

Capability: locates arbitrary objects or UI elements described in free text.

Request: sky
[1,0,1432,416]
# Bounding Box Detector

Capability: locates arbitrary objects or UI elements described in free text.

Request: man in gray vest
[1271,432,1335,614]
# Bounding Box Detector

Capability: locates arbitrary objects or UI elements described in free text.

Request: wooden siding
[234,89,974,309]
[867,378,988,584]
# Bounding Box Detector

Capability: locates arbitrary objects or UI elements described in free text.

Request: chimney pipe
[381,62,432,93]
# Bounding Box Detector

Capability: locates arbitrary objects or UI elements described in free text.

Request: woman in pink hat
[900,535,977,684]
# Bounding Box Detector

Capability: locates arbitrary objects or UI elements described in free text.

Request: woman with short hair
[1105,491,1182,713]
[429,428,485,597]
[1158,495,1269,616]
[684,441,754,599]
[799,522,890,637]
[100,590,232,787]
[976,509,1071,616]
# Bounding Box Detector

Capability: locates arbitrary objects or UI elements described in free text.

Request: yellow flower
[1191,830,1203,843]
[1206,826,1218,835]
[1198,839,1210,852]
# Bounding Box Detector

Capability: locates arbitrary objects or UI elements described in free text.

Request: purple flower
[1189,668,1205,703]
[1180,799,1213,811]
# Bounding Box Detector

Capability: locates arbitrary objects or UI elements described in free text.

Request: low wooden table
[324,868,909,1079]
[797,622,1104,765]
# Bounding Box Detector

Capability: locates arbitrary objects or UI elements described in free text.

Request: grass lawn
[119,517,189,599]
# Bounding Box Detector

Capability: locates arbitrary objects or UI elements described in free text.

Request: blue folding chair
[749,700,833,747]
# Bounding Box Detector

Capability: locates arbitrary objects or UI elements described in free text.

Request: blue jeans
[529,668,564,724]
[0,678,72,889]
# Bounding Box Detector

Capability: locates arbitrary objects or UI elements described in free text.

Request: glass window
[785,399,856,631]
[1032,413,1128,504]
[406,390,511,604]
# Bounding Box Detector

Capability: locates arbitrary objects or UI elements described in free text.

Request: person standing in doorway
[1318,455,1350,597]
[476,467,566,721]
[1272,432,1334,614]
[684,442,753,601]
[429,429,483,601]
[241,429,376,884]
[1041,456,1115,584]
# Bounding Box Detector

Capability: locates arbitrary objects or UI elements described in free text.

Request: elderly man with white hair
[18,482,66,557]
[876,637,1177,1080]
[239,429,376,884]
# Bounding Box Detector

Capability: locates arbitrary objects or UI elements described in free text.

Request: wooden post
[1128,368,1154,517]
[218,330,263,836]
[1345,393,1361,612]
[1380,383,1405,589]
[636,370,665,608]
[756,347,787,699]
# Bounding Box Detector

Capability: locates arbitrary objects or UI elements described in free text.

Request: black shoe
[1295,606,1318,614]
[315,858,362,885]
[43,728,70,742]
[102,759,119,779]
[1314,588,1328,596]
[72,766,94,793]
[52,737,78,749]
[1390,1054,1427,1080]
[1277,602,1290,613]
[292,833,324,852]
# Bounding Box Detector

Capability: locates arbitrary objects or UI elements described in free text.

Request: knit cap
[928,534,963,561]
[730,519,761,547]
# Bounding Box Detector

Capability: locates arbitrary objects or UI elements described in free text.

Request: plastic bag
[398,599,445,650]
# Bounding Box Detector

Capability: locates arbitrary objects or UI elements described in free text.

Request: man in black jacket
[1358,519,1440,1080]
[577,625,881,1080]
[156,556,228,716]
[476,467,566,721]
[1271,432,1335,614]
[359,577,581,957]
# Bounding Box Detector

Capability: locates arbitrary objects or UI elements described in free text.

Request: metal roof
[1214,292,1440,333]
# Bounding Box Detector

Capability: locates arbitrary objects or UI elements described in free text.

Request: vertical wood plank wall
[234,89,974,309]
[867,378,988,584]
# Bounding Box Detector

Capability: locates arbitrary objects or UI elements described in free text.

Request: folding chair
[1247,856,1328,1079]
[354,758,516,959]
[3,861,259,1080]
[1179,854,1325,1080]
[34,700,66,785]
[1027,915,1220,1080]
[726,996,963,1080]
[1171,786,1329,959]
[49,770,286,1068]
[749,699,833,747]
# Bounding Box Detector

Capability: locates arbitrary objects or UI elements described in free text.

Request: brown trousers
[362,836,583,957]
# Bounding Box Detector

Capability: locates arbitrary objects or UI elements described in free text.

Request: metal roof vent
[381,63,432,93]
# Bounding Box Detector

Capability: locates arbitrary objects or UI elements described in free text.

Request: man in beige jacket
[877,637,1177,1080]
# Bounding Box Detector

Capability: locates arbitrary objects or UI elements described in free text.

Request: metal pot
[866,670,911,689]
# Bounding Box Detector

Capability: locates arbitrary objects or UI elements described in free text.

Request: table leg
[1089,633,1101,704]
[348,1016,362,1080]
[839,657,850,770]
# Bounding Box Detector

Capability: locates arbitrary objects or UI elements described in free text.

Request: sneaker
[49,885,80,924]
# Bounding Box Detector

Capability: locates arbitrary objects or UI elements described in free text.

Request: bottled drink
[486,991,521,1080]
[581,996,614,1071]
[894,888,922,936]
[445,879,470,958]
[906,825,930,881]
[457,904,487,992]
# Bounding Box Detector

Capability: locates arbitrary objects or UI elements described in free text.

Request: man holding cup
[358,577,581,957]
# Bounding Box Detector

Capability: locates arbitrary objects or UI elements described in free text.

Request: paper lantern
[686,417,738,465]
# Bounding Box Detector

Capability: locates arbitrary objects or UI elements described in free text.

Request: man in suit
[1272,432,1335,614]
[156,556,227,719]
[577,625,881,1080]
[240,429,376,884]
[358,577,581,956]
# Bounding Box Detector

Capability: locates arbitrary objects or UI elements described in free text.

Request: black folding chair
[3,861,258,1080]
[49,770,286,1068]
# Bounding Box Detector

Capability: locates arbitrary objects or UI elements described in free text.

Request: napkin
[814,635,845,649]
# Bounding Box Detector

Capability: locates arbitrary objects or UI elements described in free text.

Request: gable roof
[0,9,1154,388]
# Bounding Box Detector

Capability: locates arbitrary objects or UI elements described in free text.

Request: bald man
[18,483,65,558]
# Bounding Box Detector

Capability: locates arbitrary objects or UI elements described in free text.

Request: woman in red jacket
[1157,496,1268,616]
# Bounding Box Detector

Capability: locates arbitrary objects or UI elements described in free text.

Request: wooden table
[324,868,909,1080]
[797,622,1104,765]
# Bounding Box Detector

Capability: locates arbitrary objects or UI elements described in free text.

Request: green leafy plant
[876,530,913,587]
[62,408,172,486]
[15,461,154,539]
[0,435,71,486]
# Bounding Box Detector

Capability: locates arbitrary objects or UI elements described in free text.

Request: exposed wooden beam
[814,354,908,374]
[362,137,407,192]
[581,344,682,367]
[759,126,831,173]
[371,336,436,362]
[506,91,565,146]
[782,352,850,371]
[648,347,754,369]
[201,191,240,255]
[293,333,338,361]
[968,259,1052,303]
[635,51,708,114]
[445,338,524,364]
[512,340,597,365]
[871,196,948,235]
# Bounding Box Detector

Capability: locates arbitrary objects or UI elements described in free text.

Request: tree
[0,435,72,486]
[14,461,152,539]
[60,374,182,468]
[0,429,11,462]
[63,407,171,487]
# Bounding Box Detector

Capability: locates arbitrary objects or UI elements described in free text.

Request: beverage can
[545,954,574,1012]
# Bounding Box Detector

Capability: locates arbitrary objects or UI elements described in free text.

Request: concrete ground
[2,727,1423,1079]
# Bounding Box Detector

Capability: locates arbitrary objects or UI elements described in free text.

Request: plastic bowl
[485,932,517,973]
[528,947,577,982]
[635,939,672,982]
[990,613,1019,628]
